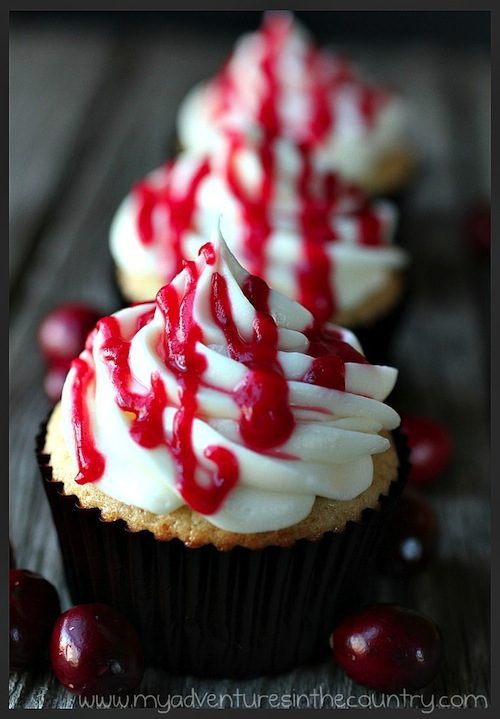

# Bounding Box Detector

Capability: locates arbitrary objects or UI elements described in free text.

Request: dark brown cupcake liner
[389,188,412,247]
[374,181,413,215]
[36,422,409,679]
[350,278,410,366]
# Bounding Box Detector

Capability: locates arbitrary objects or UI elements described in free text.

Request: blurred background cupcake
[176,11,416,198]
[110,133,409,362]
[38,232,408,678]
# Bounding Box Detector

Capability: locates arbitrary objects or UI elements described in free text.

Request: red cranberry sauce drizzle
[224,134,274,280]
[155,262,239,514]
[71,356,106,485]
[134,159,210,277]
[358,204,385,246]
[211,271,295,450]
[99,316,168,450]
[303,324,369,392]
[257,13,284,138]
[305,49,334,143]
[296,146,337,323]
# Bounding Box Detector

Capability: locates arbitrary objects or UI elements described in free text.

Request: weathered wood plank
[382,45,490,703]
[9,26,113,287]
[9,28,490,708]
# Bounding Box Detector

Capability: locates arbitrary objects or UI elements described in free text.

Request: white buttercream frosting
[110,137,408,317]
[176,11,410,185]
[63,228,400,533]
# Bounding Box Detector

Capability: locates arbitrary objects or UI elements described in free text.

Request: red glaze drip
[134,159,210,277]
[224,134,274,279]
[302,355,346,392]
[99,316,168,450]
[71,357,105,485]
[258,14,284,138]
[296,241,334,325]
[302,324,369,392]
[241,273,271,314]
[211,58,233,118]
[306,326,369,364]
[296,145,337,323]
[135,307,156,331]
[234,369,294,450]
[155,262,238,514]
[135,184,156,247]
[358,206,384,246]
[198,241,216,265]
[211,271,295,449]
[358,86,388,128]
[71,280,239,515]
[305,49,333,144]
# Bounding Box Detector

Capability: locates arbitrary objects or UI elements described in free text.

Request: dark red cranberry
[464,201,490,256]
[331,604,442,692]
[50,603,144,696]
[38,304,101,365]
[379,491,439,577]
[43,361,71,403]
[400,415,453,487]
[10,569,61,670]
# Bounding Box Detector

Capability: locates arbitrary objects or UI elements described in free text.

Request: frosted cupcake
[176,11,414,196]
[38,229,408,678]
[110,135,409,361]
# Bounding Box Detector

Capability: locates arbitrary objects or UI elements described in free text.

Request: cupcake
[110,134,409,362]
[38,228,408,678]
[176,11,415,197]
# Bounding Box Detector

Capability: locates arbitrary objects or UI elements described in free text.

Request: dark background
[11,10,490,46]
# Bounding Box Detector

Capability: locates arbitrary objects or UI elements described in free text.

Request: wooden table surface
[9,16,490,710]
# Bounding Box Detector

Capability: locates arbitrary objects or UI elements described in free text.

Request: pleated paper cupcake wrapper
[352,281,410,366]
[36,423,409,679]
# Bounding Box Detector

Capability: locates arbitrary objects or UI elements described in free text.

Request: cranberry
[379,491,439,577]
[400,415,453,487]
[10,569,61,670]
[331,604,442,692]
[43,361,71,403]
[38,304,101,365]
[50,603,144,695]
[464,201,490,257]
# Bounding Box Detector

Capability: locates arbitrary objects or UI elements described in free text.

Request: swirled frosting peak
[63,226,401,533]
[176,11,409,184]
